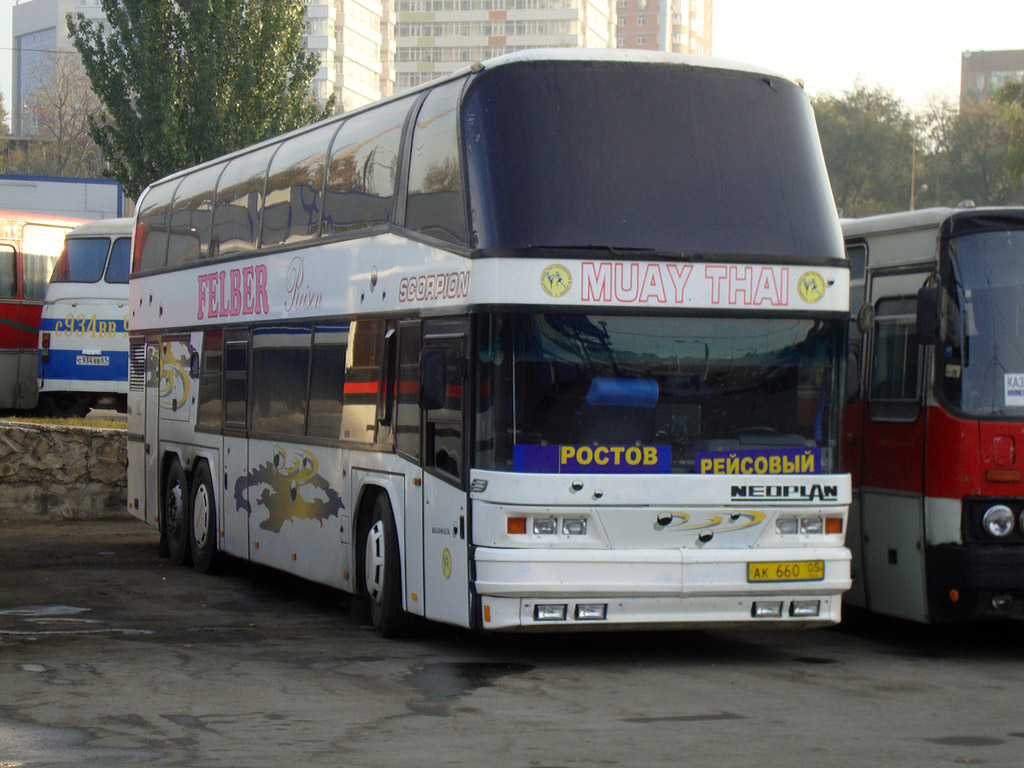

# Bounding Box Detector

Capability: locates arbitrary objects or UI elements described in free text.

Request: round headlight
[982,505,1015,538]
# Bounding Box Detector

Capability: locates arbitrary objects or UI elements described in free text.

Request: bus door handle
[145,443,151,455]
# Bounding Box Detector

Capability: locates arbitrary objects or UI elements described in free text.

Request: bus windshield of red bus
[475,314,842,475]
[940,227,1024,418]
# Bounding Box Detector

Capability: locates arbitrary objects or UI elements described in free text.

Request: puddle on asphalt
[407,661,534,704]
[0,605,152,637]
[0,712,163,765]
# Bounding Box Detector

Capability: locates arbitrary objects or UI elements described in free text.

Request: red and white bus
[843,206,1024,622]
[128,50,851,635]
[0,210,89,410]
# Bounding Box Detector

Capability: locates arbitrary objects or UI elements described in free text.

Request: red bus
[0,211,89,409]
[843,206,1024,622]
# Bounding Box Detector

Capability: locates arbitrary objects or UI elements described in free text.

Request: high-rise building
[306,0,396,113]
[12,0,107,137]
[614,0,711,54]
[393,0,618,93]
[960,49,1024,107]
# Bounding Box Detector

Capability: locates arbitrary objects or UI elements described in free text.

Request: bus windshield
[475,314,843,473]
[940,227,1024,418]
[462,60,841,259]
[50,237,111,283]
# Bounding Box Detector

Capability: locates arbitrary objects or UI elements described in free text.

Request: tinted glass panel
[939,227,1024,417]
[341,319,385,443]
[197,330,223,429]
[474,314,843,474]
[104,238,131,284]
[224,339,248,427]
[395,323,421,459]
[307,323,348,439]
[22,224,69,299]
[251,325,311,436]
[167,163,223,265]
[136,180,178,271]
[0,245,14,297]
[262,122,339,247]
[51,238,109,283]
[323,97,413,235]
[869,298,918,403]
[462,61,841,257]
[406,82,467,245]
[211,147,276,257]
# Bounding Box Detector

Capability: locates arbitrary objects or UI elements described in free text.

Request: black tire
[39,393,91,418]
[189,462,221,574]
[362,493,413,638]
[163,458,190,566]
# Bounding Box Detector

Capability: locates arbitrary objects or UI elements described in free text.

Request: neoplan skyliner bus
[843,206,1024,622]
[127,50,851,635]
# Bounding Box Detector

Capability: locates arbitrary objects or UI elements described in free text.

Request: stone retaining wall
[0,423,128,521]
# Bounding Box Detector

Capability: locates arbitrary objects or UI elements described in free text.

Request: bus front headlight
[982,505,1015,538]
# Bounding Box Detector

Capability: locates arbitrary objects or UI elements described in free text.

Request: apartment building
[960,49,1024,107]
[614,0,711,54]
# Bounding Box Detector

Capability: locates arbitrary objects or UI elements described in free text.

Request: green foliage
[812,83,918,217]
[68,0,333,199]
[922,94,1021,207]
[994,79,1024,194]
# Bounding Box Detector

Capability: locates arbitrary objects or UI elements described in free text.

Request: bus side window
[167,163,222,265]
[0,245,15,297]
[196,330,223,430]
[262,121,338,247]
[395,321,422,460]
[307,323,348,440]
[211,147,276,258]
[251,325,312,436]
[322,96,414,236]
[340,319,386,443]
[405,80,468,246]
[424,345,463,482]
[223,335,249,429]
[135,180,177,272]
[868,297,921,422]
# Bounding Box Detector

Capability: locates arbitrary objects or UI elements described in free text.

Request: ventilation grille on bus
[129,344,146,391]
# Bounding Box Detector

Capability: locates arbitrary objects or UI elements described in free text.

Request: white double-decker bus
[127,50,852,635]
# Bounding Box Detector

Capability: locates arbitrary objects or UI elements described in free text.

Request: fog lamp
[751,601,784,619]
[574,604,607,621]
[982,505,1014,538]
[562,518,587,536]
[533,517,558,535]
[790,600,821,617]
[776,518,799,535]
[534,604,567,621]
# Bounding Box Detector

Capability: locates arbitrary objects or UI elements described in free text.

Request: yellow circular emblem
[797,271,826,304]
[541,264,572,298]
[441,547,452,580]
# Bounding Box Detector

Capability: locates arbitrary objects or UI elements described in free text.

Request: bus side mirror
[419,348,447,411]
[916,286,939,345]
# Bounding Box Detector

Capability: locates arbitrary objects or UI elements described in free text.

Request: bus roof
[65,217,134,238]
[841,206,1024,239]
[138,49,796,196]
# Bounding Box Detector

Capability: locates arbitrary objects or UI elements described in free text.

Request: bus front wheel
[163,458,190,566]
[362,493,412,638]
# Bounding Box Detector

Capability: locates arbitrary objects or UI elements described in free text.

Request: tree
[921,94,1020,207]
[68,0,333,199]
[811,83,918,217]
[994,79,1024,192]
[10,52,105,177]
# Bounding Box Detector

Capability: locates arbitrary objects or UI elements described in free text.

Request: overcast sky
[714,0,1024,110]
[1,0,1023,124]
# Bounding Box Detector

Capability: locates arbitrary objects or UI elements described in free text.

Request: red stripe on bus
[343,381,379,394]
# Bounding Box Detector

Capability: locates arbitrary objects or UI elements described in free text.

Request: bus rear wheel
[39,393,91,418]
[163,458,190,566]
[362,493,413,638]
[190,462,221,574]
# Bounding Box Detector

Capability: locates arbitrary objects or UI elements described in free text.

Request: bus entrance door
[421,321,471,628]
